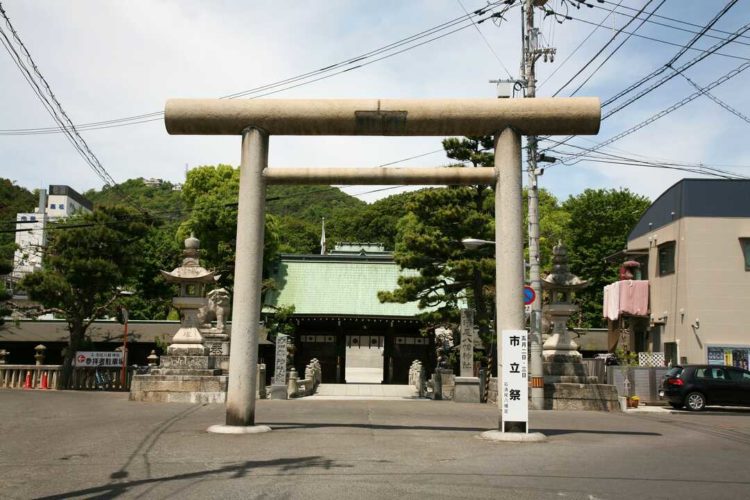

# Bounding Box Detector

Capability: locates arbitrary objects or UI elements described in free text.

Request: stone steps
[309,383,420,399]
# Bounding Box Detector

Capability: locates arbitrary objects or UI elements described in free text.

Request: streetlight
[461,238,495,251]
[117,288,135,388]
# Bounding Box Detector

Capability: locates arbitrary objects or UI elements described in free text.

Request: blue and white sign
[501,329,528,432]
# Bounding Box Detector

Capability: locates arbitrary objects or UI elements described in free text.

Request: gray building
[609,179,750,367]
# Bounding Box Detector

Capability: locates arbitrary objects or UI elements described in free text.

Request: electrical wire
[539,16,750,155]
[552,0,658,97]
[537,0,625,90]
[564,0,666,97]
[457,0,514,78]
[0,2,516,136]
[590,2,750,48]
[670,67,750,126]
[600,0,750,42]
[552,58,750,166]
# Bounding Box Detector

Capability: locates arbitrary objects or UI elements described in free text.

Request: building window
[49,203,56,209]
[741,238,750,271]
[58,203,65,210]
[658,241,676,276]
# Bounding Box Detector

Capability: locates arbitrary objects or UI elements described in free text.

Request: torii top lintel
[164,97,600,137]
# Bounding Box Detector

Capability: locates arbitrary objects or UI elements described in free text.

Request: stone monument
[454,309,481,403]
[541,242,618,410]
[130,235,227,403]
[270,333,289,400]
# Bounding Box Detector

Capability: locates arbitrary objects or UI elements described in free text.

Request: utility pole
[522,0,555,411]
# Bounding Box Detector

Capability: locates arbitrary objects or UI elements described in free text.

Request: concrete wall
[629,216,750,364]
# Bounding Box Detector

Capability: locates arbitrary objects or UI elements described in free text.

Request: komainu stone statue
[198,288,231,333]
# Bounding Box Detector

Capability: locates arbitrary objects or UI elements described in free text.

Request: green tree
[524,187,570,271]
[338,190,422,250]
[562,188,650,327]
[0,178,36,266]
[19,206,152,385]
[380,136,496,346]
[179,165,281,290]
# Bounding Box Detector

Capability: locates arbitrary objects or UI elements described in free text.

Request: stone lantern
[541,242,588,361]
[160,234,220,356]
[34,344,47,365]
[539,242,619,410]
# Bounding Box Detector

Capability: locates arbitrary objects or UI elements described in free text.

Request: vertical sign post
[501,329,528,433]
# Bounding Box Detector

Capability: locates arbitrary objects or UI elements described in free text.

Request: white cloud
[1,0,749,205]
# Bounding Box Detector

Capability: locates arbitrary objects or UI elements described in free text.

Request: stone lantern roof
[160,234,220,284]
[541,241,588,291]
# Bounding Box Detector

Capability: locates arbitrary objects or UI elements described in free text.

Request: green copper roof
[264,255,431,317]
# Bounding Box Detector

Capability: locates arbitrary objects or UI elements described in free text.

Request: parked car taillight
[666,378,684,386]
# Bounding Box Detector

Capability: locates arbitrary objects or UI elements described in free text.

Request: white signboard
[74,351,123,367]
[501,329,528,432]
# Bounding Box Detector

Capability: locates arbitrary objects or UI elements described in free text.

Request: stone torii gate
[164,97,600,433]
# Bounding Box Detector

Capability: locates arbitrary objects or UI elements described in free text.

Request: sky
[1,0,749,204]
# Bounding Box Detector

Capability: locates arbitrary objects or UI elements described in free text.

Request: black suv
[660,365,750,411]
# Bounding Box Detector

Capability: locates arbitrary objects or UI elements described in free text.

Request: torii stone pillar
[164,97,600,433]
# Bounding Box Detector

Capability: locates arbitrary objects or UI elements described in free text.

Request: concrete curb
[479,430,548,443]
[206,424,272,434]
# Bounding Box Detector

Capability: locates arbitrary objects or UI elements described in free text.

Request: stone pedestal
[130,354,227,403]
[269,384,287,400]
[542,360,619,411]
[453,376,481,403]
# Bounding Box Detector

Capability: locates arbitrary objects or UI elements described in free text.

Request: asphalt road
[1,390,750,499]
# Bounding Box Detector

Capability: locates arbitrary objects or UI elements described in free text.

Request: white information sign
[501,329,528,432]
[74,351,123,367]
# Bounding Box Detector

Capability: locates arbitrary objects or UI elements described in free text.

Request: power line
[600,0,750,42]
[564,0,667,97]
[545,5,748,64]
[601,1,746,116]
[553,58,750,166]
[552,0,659,97]
[590,2,750,48]
[457,0,514,78]
[0,2,118,187]
[537,0,626,90]
[670,67,750,126]
[0,2,516,137]
[539,16,750,155]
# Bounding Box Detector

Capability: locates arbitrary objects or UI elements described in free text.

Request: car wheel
[685,392,706,411]
[669,402,683,409]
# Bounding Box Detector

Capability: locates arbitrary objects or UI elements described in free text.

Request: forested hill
[80,174,392,254]
[0,179,37,267]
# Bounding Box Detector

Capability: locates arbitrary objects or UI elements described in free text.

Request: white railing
[0,365,136,391]
[0,365,62,389]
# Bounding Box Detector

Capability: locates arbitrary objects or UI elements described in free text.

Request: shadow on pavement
[264,422,488,432]
[540,428,661,437]
[38,456,352,499]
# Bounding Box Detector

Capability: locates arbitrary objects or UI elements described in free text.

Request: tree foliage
[19,206,152,384]
[380,136,496,344]
[562,188,650,327]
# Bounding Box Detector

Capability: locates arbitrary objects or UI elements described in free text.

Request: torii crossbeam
[164,97,600,432]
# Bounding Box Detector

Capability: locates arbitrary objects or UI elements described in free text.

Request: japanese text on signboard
[501,329,528,426]
[74,351,123,367]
